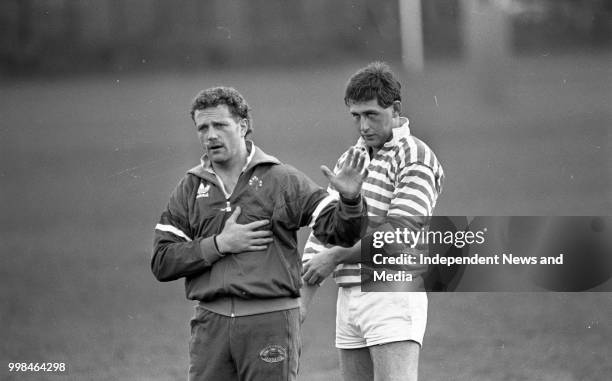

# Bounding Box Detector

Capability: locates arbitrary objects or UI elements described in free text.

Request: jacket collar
[188,140,280,180]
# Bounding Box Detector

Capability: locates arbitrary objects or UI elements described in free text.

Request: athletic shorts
[335,287,427,349]
[189,306,301,381]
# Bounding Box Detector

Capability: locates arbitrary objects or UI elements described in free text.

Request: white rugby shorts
[335,287,427,349]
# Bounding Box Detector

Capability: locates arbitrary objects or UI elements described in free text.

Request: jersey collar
[355,117,411,150]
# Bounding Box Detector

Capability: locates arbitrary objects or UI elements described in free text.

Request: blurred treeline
[1,0,610,75]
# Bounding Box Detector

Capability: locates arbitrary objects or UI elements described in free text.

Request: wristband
[213,234,224,255]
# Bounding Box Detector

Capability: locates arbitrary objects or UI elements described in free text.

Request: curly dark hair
[344,61,401,108]
[190,86,253,135]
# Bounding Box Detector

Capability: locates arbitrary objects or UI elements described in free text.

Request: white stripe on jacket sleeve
[307,194,337,228]
[155,223,192,242]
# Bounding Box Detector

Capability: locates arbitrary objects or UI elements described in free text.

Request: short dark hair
[344,61,401,108]
[190,86,253,135]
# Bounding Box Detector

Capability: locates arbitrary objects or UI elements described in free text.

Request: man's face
[348,99,399,151]
[193,105,247,166]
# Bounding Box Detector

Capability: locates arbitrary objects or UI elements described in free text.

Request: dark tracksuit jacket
[152,142,366,316]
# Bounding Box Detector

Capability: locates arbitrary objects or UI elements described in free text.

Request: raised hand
[320,147,368,200]
[215,206,274,253]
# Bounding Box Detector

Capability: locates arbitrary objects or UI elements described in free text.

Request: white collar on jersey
[355,117,411,149]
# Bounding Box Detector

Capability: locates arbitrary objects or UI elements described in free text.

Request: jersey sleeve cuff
[339,194,364,215]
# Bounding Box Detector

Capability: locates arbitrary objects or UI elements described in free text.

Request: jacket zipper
[214,172,247,318]
[223,200,231,212]
[215,176,235,213]
[210,160,252,318]
[215,176,232,212]
[211,175,233,304]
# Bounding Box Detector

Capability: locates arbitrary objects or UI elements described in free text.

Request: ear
[392,101,401,117]
[239,119,249,137]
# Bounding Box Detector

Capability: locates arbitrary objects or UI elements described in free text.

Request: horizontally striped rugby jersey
[302,118,444,287]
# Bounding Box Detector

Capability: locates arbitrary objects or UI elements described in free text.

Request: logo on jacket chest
[249,176,263,189]
[196,183,211,198]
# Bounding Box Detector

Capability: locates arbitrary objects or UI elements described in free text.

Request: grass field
[1,53,611,380]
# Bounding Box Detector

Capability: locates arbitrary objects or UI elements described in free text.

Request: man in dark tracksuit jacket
[152,86,368,381]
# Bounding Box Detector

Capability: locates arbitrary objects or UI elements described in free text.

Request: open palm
[321,147,368,199]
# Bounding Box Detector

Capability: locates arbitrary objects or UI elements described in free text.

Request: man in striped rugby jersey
[300,62,444,381]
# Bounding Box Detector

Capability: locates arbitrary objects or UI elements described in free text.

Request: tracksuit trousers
[188,306,301,381]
